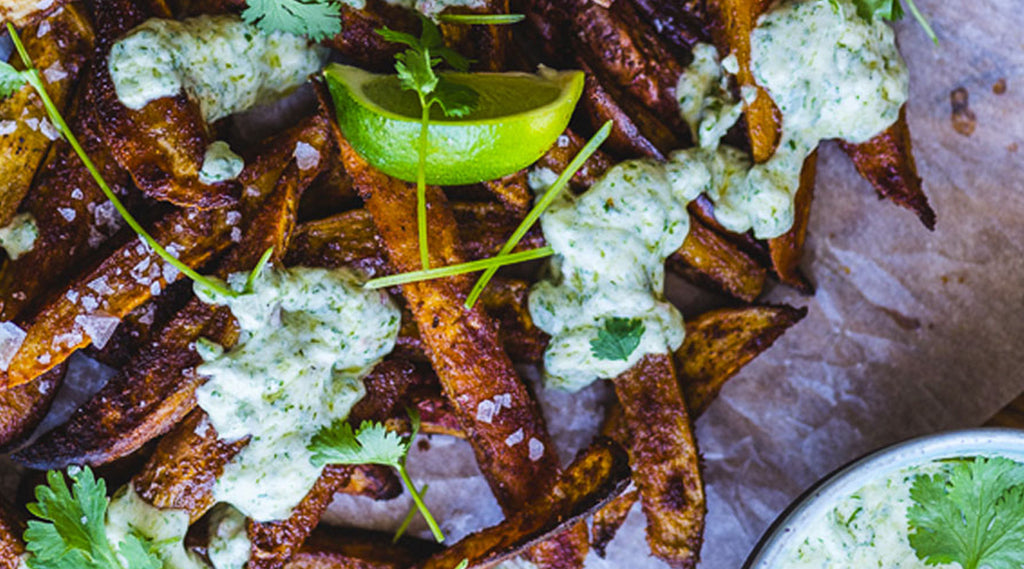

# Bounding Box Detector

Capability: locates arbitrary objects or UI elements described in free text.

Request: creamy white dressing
[678,0,909,238]
[108,15,326,123]
[779,462,955,568]
[105,485,206,569]
[194,267,400,522]
[0,212,38,260]
[205,504,251,569]
[529,158,704,391]
[198,141,245,185]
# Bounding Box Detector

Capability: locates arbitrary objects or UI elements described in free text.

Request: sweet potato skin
[767,151,817,294]
[0,497,23,569]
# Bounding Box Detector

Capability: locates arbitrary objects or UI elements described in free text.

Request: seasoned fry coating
[840,106,935,229]
[614,354,704,569]
[0,4,94,226]
[767,152,817,294]
[590,488,638,558]
[0,498,22,569]
[284,527,438,569]
[0,364,64,451]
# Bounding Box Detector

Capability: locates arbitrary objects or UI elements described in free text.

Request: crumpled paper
[3,0,1023,567]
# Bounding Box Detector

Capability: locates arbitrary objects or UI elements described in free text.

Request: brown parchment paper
[3,0,1023,567]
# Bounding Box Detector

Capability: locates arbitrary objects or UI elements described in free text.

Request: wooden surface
[986,393,1024,428]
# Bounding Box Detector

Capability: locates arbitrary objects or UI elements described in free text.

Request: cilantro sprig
[590,317,645,362]
[2,23,267,299]
[23,467,160,569]
[377,17,480,271]
[908,457,1024,569]
[851,0,938,44]
[241,0,344,42]
[308,409,445,543]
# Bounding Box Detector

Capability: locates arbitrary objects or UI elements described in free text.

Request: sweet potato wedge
[839,105,935,230]
[629,0,712,52]
[419,439,630,569]
[87,0,236,208]
[590,487,638,558]
[283,528,438,569]
[676,304,807,416]
[0,497,22,569]
[767,151,816,294]
[0,0,67,27]
[0,4,94,226]
[439,0,512,71]
[0,363,64,451]
[613,354,704,569]
[323,0,418,73]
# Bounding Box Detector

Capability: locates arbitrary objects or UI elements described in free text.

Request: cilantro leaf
[23,467,161,569]
[309,419,408,467]
[590,317,645,361]
[0,61,28,98]
[430,78,479,118]
[242,0,342,41]
[908,457,1024,569]
[852,0,937,44]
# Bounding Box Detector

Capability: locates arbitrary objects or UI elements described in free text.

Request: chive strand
[398,464,445,543]
[463,121,613,309]
[364,246,554,290]
[417,96,431,270]
[902,0,938,44]
[392,483,428,543]
[437,14,526,25]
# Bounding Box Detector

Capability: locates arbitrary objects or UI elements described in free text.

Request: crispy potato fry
[590,487,638,558]
[339,135,562,509]
[767,151,817,294]
[676,304,807,416]
[839,106,935,230]
[88,0,236,208]
[613,354,704,569]
[0,0,67,27]
[0,364,65,451]
[439,0,512,71]
[705,0,780,164]
[283,527,438,569]
[0,4,94,226]
[420,439,630,569]
[629,0,712,52]
[324,0,419,73]
[0,497,22,569]
[484,171,534,216]
[669,216,767,303]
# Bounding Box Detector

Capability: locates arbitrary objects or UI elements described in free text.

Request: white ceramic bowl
[743,428,1024,568]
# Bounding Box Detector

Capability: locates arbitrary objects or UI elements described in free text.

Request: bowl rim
[742,427,1024,568]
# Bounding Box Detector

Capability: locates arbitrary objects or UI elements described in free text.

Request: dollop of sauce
[105,485,206,569]
[678,0,909,238]
[383,0,487,18]
[528,158,704,391]
[194,267,400,522]
[779,461,954,568]
[206,504,251,569]
[198,141,244,185]
[0,213,38,261]
[108,14,326,124]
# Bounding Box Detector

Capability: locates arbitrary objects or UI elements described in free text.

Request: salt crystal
[528,438,545,462]
[230,227,241,243]
[0,322,27,371]
[293,142,320,171]
[36,0,55,10]
[166,243,182,258]
[36,21,50,37]
[0,121,16,136]
[80,296,98,312]
[136,304,156,326]
[24,117,39,131]
[93,200,119,231]
[130,257,151,281]
[36,353,50,365]
[74,314,120,350]
[58,207,76,222]
[150,281,162,296]
[505,428,524,447]
[39,119,59,141]
[226,211,242,226]
[494,393,512,410]
[37,378,49,393]
[476,400,496,424]
[557,135,570,148]
[87,276,114,295]
[71,188,84,200]
[51,330,83,349]
[65,290,79,303]
[43,63,67,84]
[245,186,260,197]
[162,261,179,283]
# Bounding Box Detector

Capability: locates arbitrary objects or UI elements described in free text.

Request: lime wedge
[323,63,585,186]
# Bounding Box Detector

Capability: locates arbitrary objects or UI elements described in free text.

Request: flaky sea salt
[476,400,496,424]
[293,142,320,171]
[505,428,524,447]
[58,207,76,222]
[528,438,545,462]
[0,121,16,136]
[74,314,120,350]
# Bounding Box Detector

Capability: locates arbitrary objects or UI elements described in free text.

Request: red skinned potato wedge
[613,354,704,569]
[0,4,94,226]
[675,305,807,417]
[0,497,23,569]
[767,151,816,294]
[87,0,236,208]
[419,439,631,569]
[839,106,935,230]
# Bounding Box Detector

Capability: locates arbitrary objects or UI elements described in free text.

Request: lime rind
[324,63,585,186]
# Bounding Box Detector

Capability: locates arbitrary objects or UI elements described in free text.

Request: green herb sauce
[0,212,37,260]
[194,267,401,522]
[104,484,206,569]
[198,141,244,185]
[108,14,326,123]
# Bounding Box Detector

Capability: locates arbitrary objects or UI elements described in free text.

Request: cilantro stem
[902,0,938,44]
[393,483,428,543]
[437,14,526,25]
[397,464,444,542]
[364,246,553,289]
[417,100,431,270]
[5,22,238,299]
[464,121,613,309]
